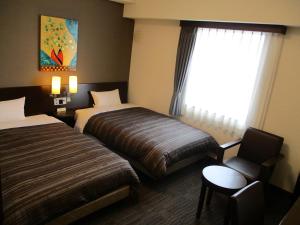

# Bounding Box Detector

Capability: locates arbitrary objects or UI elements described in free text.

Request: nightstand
[52,109,75,127]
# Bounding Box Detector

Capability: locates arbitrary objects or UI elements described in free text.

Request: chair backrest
[230,181,264,225]
[238,127,284,164]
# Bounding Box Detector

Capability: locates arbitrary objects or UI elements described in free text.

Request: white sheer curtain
[182,28,283,137]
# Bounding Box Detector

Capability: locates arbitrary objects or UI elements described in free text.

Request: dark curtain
[169,26,198,117]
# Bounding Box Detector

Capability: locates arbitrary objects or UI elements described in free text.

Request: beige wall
[263,28,300,192]
[0,0,133,87]
[129,20,180,113]
[129,19,300,192]
[124,0,300,27]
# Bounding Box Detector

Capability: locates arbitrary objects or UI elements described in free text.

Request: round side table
[196,165,247,225]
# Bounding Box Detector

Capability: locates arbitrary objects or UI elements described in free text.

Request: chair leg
[206,188,213,206]
[196,184,207,219]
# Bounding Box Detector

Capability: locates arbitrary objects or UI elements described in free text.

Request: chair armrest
[262,153,284,168]
[220,139,242,151]
[216,139,242,163]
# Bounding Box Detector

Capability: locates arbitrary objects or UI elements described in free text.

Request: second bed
[75,104,219,178]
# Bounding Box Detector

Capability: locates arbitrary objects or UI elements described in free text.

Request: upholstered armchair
[292,174,300,205]
[217,127,284,183]
[230,181,264,225]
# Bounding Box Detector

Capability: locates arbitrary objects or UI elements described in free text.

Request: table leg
[224,198,231,225]
[196,183,207,219]
[206,188,213,206]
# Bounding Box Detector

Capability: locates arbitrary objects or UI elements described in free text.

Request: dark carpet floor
[73,159,291,225]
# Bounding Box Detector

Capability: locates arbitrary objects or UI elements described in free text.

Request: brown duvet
[84,107,219,177]
[0,123,139,225]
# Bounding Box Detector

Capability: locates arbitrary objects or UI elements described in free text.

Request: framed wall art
[40,15,78,71]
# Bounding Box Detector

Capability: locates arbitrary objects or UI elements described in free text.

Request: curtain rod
[180,21,287,34]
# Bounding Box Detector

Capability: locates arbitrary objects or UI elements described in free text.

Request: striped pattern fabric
[0,123,139,225]
[84,107,219,177]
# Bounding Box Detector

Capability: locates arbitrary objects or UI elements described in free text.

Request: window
[182,27,283,136]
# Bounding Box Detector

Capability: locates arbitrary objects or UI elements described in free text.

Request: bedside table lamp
[69,75,77,94]
[51,76,61,95]
[51,75,78,114]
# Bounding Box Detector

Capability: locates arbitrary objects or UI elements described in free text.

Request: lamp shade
[51,76,61,94]
[69,76,77,94]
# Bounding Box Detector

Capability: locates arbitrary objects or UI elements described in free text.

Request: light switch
[54,97,67,106]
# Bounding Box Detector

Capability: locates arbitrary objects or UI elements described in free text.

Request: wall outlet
[54,97,67,106]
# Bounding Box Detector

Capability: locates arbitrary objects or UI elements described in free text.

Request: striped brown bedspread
[84,107,219,177]
[0,123,139,225]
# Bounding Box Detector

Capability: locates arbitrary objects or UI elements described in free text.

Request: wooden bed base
[87,133,217,179]
[113,150,214,180]
[47,186,130,225]
[85,134,210,179]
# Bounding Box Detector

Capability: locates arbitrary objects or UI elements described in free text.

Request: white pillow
[91,89,121,108]
[0,97,26,122]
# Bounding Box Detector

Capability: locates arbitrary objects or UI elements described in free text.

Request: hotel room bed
[75,105,219,178]
[0,115,139,225]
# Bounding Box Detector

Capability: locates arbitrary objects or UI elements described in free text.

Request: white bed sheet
[0,114,62,130]
[75,104,136,133]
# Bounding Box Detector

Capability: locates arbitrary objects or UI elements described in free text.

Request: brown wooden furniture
[50,109,76,127]
[196,165,247,225]
[47,186,131,225]
[218,127,284,183]
[0,82,128,116]
[229,181,264,225]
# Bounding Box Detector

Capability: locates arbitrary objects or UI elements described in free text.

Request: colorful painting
[40,15,78,71]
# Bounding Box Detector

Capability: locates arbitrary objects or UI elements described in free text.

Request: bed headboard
[0,82,128,116]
